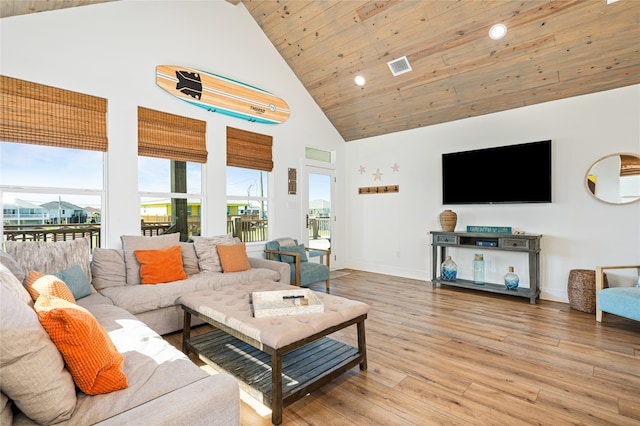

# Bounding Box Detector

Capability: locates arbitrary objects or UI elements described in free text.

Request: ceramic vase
[504,266,520,290]
[441,256,457,280]
[439,209,457,232]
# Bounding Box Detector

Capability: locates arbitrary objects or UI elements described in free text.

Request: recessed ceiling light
[489,23,507,40]
[354,75,366,86]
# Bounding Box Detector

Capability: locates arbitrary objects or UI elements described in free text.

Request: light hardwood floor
[163,270,640,425]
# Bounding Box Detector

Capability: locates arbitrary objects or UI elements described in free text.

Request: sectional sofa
[0,234,291,425]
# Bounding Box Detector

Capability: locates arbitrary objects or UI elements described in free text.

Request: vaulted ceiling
[3,0,640,142]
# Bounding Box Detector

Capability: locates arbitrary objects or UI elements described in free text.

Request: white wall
[346,85,640,302]
[0,0,346,264]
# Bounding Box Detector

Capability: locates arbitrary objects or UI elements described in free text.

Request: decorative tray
[252,289,324,318]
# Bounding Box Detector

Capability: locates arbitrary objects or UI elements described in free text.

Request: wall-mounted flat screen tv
[442,140,552,204]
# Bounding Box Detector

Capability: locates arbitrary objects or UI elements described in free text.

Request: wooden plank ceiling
[239,0,640,141]
[3,1,639,142]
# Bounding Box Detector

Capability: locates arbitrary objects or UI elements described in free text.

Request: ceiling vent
[387,56,412,76]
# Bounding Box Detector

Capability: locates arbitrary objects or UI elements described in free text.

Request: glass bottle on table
[473,253,484,285]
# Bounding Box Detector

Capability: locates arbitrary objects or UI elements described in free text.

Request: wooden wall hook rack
[358,185,399,194]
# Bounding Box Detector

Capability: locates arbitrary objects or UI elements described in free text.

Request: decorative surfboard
[156,65,290,124]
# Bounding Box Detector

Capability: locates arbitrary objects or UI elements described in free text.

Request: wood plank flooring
[163,270,640,425]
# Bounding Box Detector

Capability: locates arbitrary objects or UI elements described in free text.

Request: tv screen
[442,140,552,204]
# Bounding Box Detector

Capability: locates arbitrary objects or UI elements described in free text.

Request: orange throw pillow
[25,270,76,303]
[217,243,251,273]
[34,295,128,395]
[133,245,187,284]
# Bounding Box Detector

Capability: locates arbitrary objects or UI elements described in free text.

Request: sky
[1,142,330,208]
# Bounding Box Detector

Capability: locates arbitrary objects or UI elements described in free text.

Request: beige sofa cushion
[99,268,281,315]
[5,237,92,283]
[191,234,234,272]
[121,234,180,285]
[0,250,25,283]
[91,248,127,290]
[180,242,201,276]
[0,392,11,425]
[58,304,215,425]
[0,263,31,305]
[0,287,77,424]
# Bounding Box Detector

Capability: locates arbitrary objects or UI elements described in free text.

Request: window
[226,166,269,242]
[226,127,273,242]
[305,147,333,163]
[0,76,106,249]
[138,107,206,241]
[138,157,202,240]
[1,143,104,248]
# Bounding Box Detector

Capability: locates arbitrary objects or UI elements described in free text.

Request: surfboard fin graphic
[175,70,202,100]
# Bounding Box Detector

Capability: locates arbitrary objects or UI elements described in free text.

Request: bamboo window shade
[0,75,107,151]
[227,126,273,172]
[138,106,207,163]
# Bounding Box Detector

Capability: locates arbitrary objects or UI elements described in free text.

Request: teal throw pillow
[279,244,308,264]
[54,265,92,299]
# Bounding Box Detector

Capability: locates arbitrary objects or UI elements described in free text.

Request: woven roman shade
[0,75,107,151]
[227,126,273,172]
[138,106,207,163]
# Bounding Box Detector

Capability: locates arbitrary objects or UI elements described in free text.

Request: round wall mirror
[585,153,640,204]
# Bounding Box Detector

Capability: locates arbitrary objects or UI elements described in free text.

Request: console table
[430,231,542,304]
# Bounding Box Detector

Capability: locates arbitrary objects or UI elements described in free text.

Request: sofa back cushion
[91,248,127,290]
[0,250,25,283]
[0,263,31,305]
[5,238,92,284]
[180,242,201,276]
[0,287,77,424]
[0,393,11,425]
[121,234,180,285]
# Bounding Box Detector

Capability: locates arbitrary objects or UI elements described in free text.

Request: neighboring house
[140,199,201,223]
[40,200,87,224]
[2,199,48,226]
[84,207,101,223]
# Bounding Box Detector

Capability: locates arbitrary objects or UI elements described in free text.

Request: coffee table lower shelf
[186,328,361,421]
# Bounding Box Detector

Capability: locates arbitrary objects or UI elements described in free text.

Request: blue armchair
[596,265,640,323]
[265,238,331,292]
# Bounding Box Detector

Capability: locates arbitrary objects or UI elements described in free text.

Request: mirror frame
[585,152,640,205]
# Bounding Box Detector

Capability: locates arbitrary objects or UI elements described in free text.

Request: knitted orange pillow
[133,245,187,284]
[34,295,128,395]
[25,270,76,303]
[217,243,251,273]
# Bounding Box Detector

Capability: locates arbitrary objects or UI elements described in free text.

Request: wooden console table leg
[182,310,191,354]
[271,351,283,425]
[357,320,368,371]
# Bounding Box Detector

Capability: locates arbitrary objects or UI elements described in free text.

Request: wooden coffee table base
[182,307,367,425]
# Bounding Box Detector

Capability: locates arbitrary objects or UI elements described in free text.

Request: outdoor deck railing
[3,219,268,247]
[227,217,268,242]
[308,217,330,239]
[3,224,102,250]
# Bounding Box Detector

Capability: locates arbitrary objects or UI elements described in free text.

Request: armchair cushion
[279,244,308,264]
[290,261,329,286]
[598,287,640,322]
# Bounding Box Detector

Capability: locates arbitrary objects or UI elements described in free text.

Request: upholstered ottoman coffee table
[179,280,370,425]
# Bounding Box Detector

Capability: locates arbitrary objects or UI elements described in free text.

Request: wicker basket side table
[568,269,608,313]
